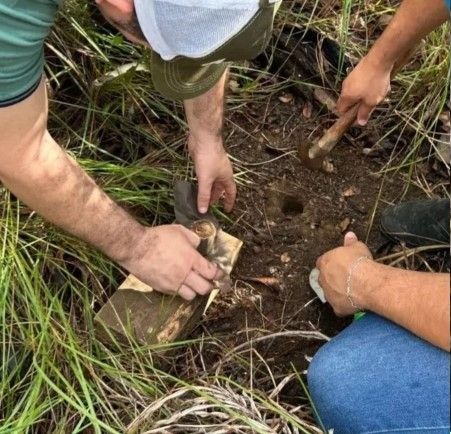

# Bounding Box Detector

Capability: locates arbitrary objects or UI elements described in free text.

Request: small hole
[281,196,304,215]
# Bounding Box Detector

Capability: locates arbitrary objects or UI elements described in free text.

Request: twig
[239,151,297,167]
[126,389,189,434]
[224,331,330,359]
[269,374,296,400]
[376,244,449,263]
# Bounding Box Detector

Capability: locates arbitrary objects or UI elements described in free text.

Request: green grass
[1,0,449,432]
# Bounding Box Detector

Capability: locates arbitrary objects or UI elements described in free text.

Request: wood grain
[94,230,243,347]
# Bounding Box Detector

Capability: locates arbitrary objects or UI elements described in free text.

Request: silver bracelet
[346,256,370,310]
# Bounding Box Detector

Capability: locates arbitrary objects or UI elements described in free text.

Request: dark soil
[182,88,439,402]
[53,17,448,409]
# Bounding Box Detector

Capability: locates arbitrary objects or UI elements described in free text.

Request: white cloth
[134,0,278,60]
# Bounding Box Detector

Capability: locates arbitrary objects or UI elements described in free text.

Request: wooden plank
[94,229,242,346]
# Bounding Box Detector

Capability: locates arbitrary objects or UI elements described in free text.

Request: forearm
[183,69,228,146]
[367,0,449,69]
[0,132,145,264]
[182,69,236,213]
[358,262,450,351]
[0,81,145,265]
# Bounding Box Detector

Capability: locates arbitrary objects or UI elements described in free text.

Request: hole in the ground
[281,196,304,215]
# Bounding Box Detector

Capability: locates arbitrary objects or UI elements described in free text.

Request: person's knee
[308,316,380,401]
[308,316,451,433]
[307,337,368,433]
[307,340,353,401]
[307,343,334,396]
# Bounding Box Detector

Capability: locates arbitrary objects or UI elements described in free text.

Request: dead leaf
[378,14,393,28]
[280,252,291,263]
[351,14,366,29]
[339,217,351,233]
[439,111,450,133]
[322,160,335,173]
[229,79,240,93]
[313,88,336,112]
[342,186,361,197]
[302,102,313,119]
[93,62,149,87]
[434,135,451,164]
[279,93,293,104]
[239,276,283,292]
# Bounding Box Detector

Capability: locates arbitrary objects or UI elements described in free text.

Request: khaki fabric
[151,0,281,100]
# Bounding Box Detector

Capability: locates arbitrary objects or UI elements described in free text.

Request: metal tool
[175,181,234,293]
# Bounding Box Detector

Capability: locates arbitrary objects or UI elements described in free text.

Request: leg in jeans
[307,313,450,434]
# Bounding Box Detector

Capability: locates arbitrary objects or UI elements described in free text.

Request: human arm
[183,70,236,214]
[316,232,450,351]
[336,0,450,125]
[0,79,219,300]
[94,1,236,214]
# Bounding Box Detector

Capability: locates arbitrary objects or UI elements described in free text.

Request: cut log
[94,229,242,347]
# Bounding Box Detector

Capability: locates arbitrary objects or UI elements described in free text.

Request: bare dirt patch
[180,90,431,403]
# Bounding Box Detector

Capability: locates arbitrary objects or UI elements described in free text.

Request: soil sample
[95,183,243,349]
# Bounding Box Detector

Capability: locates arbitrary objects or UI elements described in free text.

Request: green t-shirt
[0,0,60,105]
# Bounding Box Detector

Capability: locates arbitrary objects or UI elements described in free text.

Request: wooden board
[94,230,242,346]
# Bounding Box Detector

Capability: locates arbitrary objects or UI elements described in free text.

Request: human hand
[188,134,236,214]
[336,55,393,126]
[121,224,221,300]
[316,232,374,316]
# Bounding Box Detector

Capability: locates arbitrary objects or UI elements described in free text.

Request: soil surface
[181,89,434,401]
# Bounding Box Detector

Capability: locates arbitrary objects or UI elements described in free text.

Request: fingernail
[345,231,357,240]
[199,206,207,213]
[358,119,367,126]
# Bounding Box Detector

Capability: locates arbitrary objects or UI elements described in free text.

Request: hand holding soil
[120,224,220,300]
[316,232,374,316]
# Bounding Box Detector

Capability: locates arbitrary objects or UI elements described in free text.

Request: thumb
[179,225,201,248]
[344,231,358,247]
[356,103,374,126]
[197,178,213,214]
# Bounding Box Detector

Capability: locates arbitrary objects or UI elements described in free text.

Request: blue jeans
[307,313,450,434]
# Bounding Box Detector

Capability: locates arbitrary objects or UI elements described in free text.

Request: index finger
[356,103,374,126]
[315,254,324,269]
[197,178,213,214]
